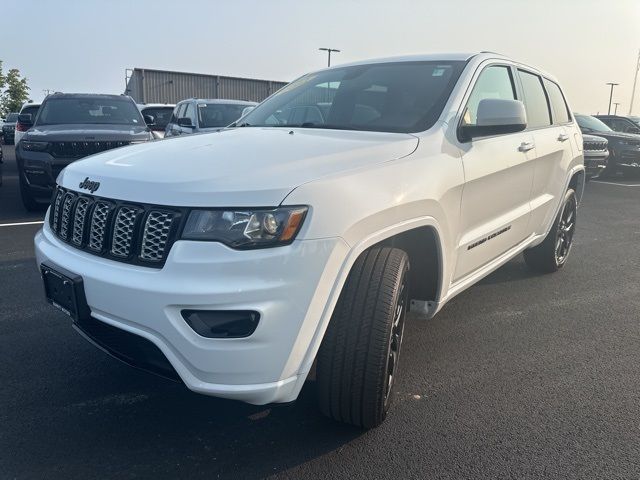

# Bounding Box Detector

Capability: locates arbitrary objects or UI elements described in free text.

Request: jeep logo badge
[79,177,100,193]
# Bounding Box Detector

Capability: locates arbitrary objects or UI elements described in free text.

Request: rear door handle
[558,133,569,142]
[518,141,535,152]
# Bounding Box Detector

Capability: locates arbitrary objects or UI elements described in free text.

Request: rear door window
[518,70,551,129]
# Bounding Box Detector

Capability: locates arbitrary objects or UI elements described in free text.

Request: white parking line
[591,181,640,187]
[0,220,44,227]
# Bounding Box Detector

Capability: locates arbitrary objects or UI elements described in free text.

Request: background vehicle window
[197,103,248,128]
[175,103,187,122]
[462,66,515,126]
[142,107,173,129]
[20,105,41,121]
[519,70,551,128]
[543,79,570,124]
[37,97,143,126]
[184,103,197,125]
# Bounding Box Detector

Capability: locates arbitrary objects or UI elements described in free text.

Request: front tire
[524,188,577,273]
[316,246,410,428]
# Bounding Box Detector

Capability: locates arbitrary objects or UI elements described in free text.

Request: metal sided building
[125,68,288,104]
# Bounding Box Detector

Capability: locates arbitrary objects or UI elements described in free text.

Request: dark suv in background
[594,115,640,135]
[575,114,640,177]
[16,93,153,210]
[2,112,19,144]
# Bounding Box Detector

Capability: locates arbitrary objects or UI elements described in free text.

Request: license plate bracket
[40,262,90,321]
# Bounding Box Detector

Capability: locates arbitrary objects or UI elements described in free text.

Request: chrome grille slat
[140,212,174,261]
[88,201,112,252]
[59,193,77,240]
[110,207,140,257]
[71,197,91,246]
[51,188,65,230]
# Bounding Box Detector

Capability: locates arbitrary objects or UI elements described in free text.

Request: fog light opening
[181,310,260,338]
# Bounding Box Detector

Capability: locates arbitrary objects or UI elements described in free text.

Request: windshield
[198,103,250,128]
[141,106,174,129]
[239,61,466,133]
[576,115,612,133]
[20,105,40,120]
[6,113,19,122]
[37,97,144,126]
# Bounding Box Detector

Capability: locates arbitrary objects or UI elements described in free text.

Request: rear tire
[524,188,577,273]
[316,246,410,428]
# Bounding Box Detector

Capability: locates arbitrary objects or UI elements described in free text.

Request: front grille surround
[583,141,607,152]
[49,186,184,268]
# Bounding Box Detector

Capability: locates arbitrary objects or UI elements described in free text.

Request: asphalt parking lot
[1,145,639,479]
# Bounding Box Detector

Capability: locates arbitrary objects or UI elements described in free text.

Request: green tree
[0,66,30,117]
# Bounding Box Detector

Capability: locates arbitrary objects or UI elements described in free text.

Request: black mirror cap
[143,114,155,125]
[177,117,194,128]
[18,113,33,125]
[459,123,527,142]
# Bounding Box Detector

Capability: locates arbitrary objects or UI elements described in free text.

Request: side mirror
[241,106,255,117]
[460,99,527,141]
[177,117,194,128]
[628,126,640,134]
[143,114,155,126]
[18,114,33,125]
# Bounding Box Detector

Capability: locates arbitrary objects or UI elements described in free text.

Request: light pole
[614,102,621,115]
[606,82,619,114]
[319,47,341,67]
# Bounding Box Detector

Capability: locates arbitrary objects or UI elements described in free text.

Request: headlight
[181,206,308,249]
[21,141,49,152]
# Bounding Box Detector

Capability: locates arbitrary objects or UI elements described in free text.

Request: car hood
[582,130,640,142]
[24,124,151,142]
[59,127,419,206]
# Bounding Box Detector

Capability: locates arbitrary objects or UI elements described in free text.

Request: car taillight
[15,122,29,132]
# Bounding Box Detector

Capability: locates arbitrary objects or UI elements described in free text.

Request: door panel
[528,126,572,234]
[455,133,535,281]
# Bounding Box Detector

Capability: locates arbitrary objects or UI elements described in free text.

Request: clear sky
[2,0,639,115]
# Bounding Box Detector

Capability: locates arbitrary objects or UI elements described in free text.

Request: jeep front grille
[49,187,182,268]
[50,141,131,158]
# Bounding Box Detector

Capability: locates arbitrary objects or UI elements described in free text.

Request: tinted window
[519,70,551,128]
[37,97,143,126]
[609,118,638,133]
[241,61,466,133]
[141,106,173,129]
[198,103,252,128]
[6,113,19,122]
[462,65,515,126]
[543,79,570,124]
[575,115,612,133]
[184,103,196,125]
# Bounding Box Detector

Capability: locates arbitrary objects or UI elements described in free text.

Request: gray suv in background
[16,93,153,210]
[164,98,256,137]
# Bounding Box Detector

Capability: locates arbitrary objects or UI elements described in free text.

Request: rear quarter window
[543,79,571,124]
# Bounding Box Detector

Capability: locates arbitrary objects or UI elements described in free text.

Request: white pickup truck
[35,52,584,428]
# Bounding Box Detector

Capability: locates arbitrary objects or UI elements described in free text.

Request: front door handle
[558,133,569,142]
[518,141,535,152]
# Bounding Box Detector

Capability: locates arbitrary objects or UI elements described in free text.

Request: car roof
[46,93,136,101]
[309,52,558,83]
[179,98,258,105]
[138,103,176,109]
[20,102,41,111]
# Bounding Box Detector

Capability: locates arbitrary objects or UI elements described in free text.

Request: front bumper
[17,148,72,202]
[583,150,608,177]
[35,220,350,404]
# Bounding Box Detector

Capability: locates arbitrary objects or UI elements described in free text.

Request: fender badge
[78,177,100,193]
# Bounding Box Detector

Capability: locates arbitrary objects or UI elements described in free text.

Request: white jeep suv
[35,53,584,428]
